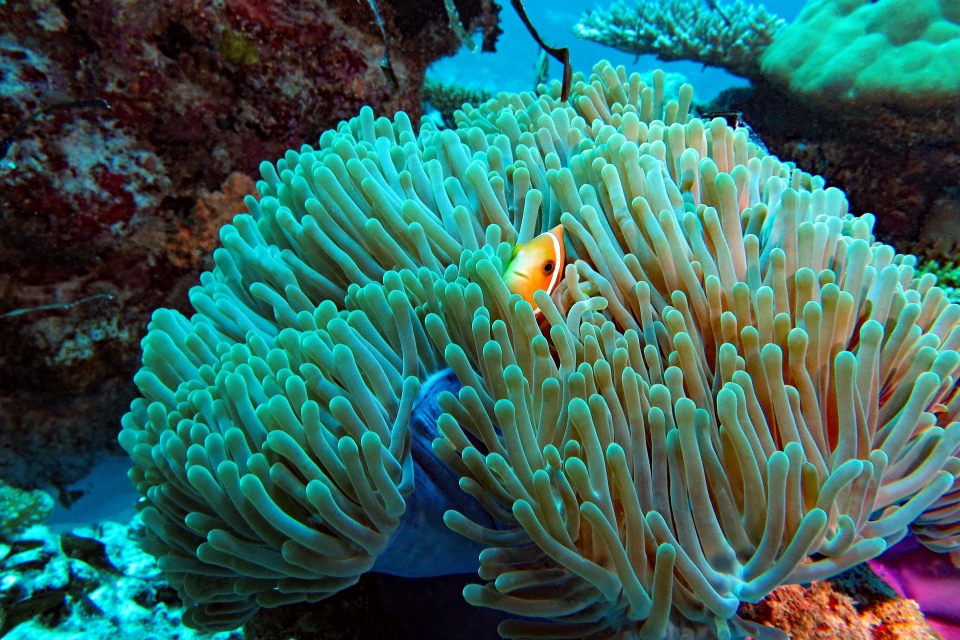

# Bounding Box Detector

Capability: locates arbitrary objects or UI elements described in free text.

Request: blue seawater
[429,0,803,101]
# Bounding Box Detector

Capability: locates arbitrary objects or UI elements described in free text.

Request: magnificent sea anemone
[118,60,960,639]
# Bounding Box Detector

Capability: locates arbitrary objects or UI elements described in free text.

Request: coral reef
[120,58,960,639]
[0,510,507,639]
[576,0,960,110]
[117,121,497,625]
[574,0,786,78]
[760,0,960,108]
[0,482,53,541]
[574,0,960,261]
[0,0,500,490]
[436,60,960,639]
[0,517,239,639]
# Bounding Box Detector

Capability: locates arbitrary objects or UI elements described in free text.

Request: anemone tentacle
[119,60,960,638]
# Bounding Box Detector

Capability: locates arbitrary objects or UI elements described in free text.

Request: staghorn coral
[119,59,960,638]
[573,0,785,78]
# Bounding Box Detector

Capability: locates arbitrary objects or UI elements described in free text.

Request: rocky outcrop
[0,0,500,490]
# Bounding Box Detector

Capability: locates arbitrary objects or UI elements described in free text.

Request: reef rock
[739,564,938,640]
[708,83,960,260]
[0,0,500,489]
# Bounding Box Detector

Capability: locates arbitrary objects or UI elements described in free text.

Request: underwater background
[429,0,804,100]
[2,0,960,638]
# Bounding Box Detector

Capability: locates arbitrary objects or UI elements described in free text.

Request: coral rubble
[0,517,240,640]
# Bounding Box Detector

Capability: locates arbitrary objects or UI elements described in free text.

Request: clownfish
[503,225,565,316]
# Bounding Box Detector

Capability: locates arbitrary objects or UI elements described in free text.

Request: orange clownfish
[503,225,565,315]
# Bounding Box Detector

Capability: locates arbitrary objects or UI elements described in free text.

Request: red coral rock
[166,171,256,269]
[739,565,938,640]
[0,0,500,489]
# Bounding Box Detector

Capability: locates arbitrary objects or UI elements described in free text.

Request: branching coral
[573,0,785,78]
[120,59,960,638]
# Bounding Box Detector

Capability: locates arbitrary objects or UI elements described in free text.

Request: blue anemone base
[372,368,496,577]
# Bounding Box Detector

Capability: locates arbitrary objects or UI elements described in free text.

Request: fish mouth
[504,271,532,288]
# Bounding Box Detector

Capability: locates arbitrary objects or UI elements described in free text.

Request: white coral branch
[574,0,786,78]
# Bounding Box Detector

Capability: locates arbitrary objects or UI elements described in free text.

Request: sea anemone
[119,60,960,638]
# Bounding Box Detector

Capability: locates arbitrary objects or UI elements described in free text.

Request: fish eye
[543,260,554,274]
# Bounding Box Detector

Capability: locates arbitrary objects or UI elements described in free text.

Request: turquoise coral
[576,0,960,107]
[120,60,960,638]
[760,0,960,106]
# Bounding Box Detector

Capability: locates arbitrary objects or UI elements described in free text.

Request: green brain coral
[760,0,960,105]
[120,58,960,639]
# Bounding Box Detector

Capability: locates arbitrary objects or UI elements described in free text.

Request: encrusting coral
[119,59,960,638]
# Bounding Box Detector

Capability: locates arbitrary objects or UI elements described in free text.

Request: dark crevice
[158,22,195,61]
[159,194,196,221]
[55,0,100,55]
